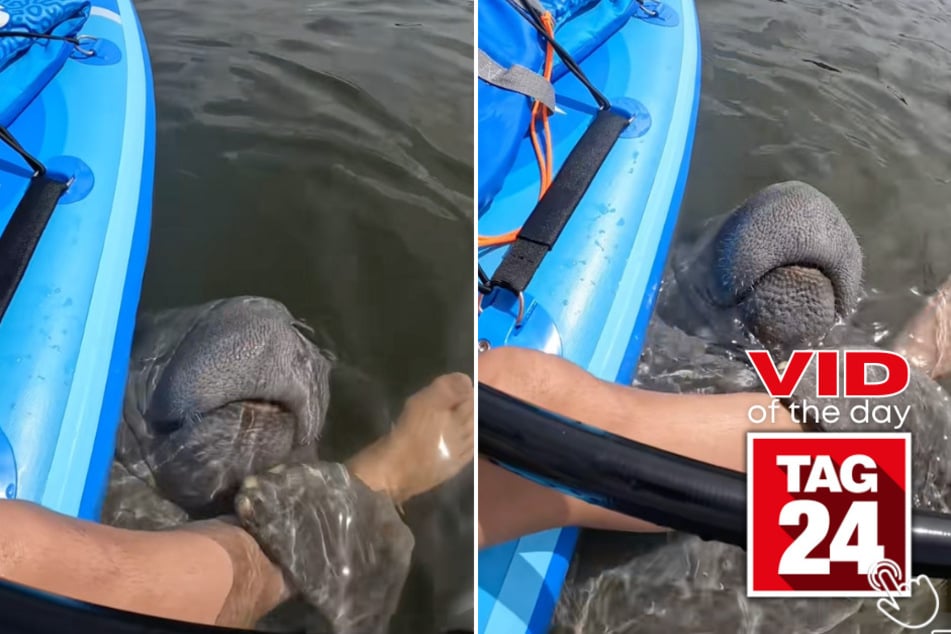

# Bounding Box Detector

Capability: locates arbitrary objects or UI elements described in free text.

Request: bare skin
[348,372,474,504]
[0,372,474,629]
[893,275,951,379]
[477,347,800,548]
[478,279,951,549]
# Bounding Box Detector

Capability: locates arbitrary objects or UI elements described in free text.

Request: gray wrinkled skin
[236,463,415,634]
[109,296,333,517]
[655,181,863,356]
[634,319,761,395]
[101,296,415,633]
[555,182,950,633]
[104,461,190,530]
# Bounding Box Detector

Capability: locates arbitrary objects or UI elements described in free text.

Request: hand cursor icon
[869,559,940,630]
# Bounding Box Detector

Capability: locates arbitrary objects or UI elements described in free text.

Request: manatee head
[115,296,334,516]
[658,181,863,356]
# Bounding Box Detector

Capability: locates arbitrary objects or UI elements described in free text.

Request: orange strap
[478,12,556,248]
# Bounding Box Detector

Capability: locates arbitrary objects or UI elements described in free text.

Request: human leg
[477,347,800,548]
[0,499,285,628]
[345,372,474,505]
[0,374,474,630]
[892,275,951,379]
[234,372,474,634]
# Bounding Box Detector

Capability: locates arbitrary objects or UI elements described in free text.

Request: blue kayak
[0,0,155,520]
[477,0,701,631]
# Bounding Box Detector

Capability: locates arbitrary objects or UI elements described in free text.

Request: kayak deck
[477,0,701,630]
[0,0,155,520]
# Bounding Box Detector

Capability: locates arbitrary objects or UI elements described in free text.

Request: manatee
[784,351,951,514]
[101,296,417,633]
[235,462,414,634]
[554,181,951,633]
[107,296,333,520]
[654,181,863,357]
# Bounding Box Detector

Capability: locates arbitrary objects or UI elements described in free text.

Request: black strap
[0,126,68,322]
[0,175,68,321]
[490,108,630,294]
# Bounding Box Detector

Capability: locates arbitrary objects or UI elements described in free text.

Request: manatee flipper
[636,320,762,394]
[102,461,189,530]
[235,462,414,634]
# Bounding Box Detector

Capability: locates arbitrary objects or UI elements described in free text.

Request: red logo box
[747,432,911,598]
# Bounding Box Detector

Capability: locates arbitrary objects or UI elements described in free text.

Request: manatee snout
[149,401,298,516]
[119,296,334,516]
[144,296,333,445]
[661,181,863,353]
[737,265,837,352]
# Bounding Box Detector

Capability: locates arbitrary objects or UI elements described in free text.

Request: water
[679,0,951,337]
[132,0,473,630]
[557,0,951,631]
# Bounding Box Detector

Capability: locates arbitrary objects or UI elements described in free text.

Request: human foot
[347,372,474,504]
[893,277,951,379]
[234,462,414,634]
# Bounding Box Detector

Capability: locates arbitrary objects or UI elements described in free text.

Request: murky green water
[134,0,473,629]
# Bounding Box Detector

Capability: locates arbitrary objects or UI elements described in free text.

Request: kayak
[477,0,701,631]
[0,0,155,520]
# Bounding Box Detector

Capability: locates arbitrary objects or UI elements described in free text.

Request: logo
[0,6,9,29]
[747,432,911,597]
[744,349,912,429]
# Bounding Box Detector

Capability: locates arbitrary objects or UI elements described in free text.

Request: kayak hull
[0,0,155,520]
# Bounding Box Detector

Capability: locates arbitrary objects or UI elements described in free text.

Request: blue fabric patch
[545,0,638,80]
[477,0,639,211]
[478,0,544,213]
[0,0,90,125]
[538,0,600,24]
